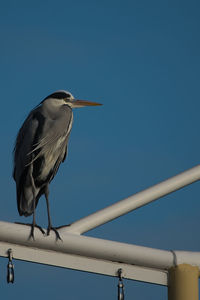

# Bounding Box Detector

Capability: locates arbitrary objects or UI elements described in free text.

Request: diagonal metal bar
[60,165,200,234]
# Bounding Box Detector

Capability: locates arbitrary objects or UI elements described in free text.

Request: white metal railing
[0,221,200,270]
[0,165,200,285]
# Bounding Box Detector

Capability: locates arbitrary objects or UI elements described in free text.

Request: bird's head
[43,90,102,108]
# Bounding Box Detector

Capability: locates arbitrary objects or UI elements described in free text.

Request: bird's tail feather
[17,185,35,216]
[16,167,41,217]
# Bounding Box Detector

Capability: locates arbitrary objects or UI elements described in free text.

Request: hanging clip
[7,249,14,284]
[117,268,124,300]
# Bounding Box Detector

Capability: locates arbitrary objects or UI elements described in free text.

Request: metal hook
[7,249,14,284]
[117,268,125,300]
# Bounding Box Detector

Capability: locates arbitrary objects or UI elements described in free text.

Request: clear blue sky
[0,0,200,299]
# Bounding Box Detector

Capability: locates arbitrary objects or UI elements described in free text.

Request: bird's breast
[37,135,67,181]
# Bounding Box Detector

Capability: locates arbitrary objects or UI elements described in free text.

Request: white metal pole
[0,221,200,272]
[60,165,200,234]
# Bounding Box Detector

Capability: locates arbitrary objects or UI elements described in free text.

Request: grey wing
[13,109,40,182]
[13,108,42,215]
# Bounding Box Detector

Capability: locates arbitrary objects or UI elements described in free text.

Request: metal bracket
[117,268,125,300]
[7,249,14,284]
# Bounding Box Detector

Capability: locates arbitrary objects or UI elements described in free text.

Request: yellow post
[168,264,199,300]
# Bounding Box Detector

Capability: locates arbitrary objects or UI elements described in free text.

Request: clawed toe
[34,224,45,235]
[15,221,64,241]
[47,226,62,241]
[15,222,45,240]
[29,225,35,240]
[55,224,71,229]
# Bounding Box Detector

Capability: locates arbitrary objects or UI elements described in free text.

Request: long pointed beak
[72,99,102,108]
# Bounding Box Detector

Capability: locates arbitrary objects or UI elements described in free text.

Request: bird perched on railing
[13,90,102,239]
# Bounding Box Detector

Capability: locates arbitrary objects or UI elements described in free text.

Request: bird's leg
[45,186,52,232]
[28,172,36,240]
[45,186,62,240]
[27,169,43,240]
[30,200,36,240]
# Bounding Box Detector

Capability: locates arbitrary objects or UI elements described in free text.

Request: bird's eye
[64,95,72,102]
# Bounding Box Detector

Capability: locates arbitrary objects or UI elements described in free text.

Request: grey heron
[13,90,102,239]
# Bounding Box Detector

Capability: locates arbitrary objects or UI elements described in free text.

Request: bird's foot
[29,224,35,240]
[46,226,62,241]
[15,222,45,240]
